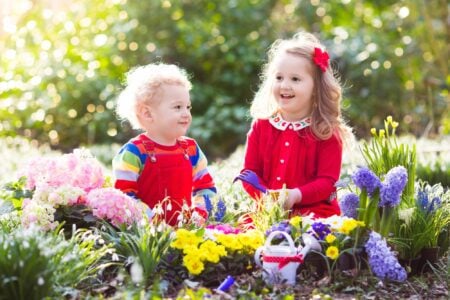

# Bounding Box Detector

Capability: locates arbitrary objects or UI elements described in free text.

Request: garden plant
[0,117,448,299]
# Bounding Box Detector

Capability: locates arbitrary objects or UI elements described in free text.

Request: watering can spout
[298,233,321,257]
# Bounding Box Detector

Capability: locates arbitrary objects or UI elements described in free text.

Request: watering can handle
[265,230,296,250]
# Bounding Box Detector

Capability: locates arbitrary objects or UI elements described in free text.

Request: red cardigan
[243,117,342,217]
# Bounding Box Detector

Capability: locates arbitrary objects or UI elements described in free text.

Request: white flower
[398,207,415,225]
[130,261,143,284]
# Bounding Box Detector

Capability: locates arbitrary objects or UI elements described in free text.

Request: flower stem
[379,206,394,237]
[354,190,368,249]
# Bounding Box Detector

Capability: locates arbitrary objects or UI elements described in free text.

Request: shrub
[0,226,113,299]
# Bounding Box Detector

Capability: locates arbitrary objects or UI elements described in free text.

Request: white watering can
[298,232,322,258]
[254,230,302,285]
[254,231,322,285]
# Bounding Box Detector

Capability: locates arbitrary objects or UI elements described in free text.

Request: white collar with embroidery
[269,113,311,131]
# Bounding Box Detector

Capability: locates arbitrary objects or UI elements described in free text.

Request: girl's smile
[272,52,315,122]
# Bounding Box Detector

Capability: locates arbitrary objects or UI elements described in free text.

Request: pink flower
[206,223,241,234]
[21,149,105,192]
[86,188,145,226]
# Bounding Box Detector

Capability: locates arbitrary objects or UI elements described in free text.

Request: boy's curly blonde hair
[116,63,192,130]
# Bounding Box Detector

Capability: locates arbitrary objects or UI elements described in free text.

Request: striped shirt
[113,134,217,209]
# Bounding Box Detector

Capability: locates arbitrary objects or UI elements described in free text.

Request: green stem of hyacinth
[354,190,368,249]
[379,206,395,238]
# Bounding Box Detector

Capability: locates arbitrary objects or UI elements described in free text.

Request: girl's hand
[281,188,301,210]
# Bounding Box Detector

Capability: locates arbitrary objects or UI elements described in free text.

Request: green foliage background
[0,0,448,158]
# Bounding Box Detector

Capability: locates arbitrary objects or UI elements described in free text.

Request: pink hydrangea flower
[20,149,105,192]
[86,188,145,226]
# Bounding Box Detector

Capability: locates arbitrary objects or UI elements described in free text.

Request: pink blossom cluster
[86,188,145,226]
[20,149,144,229]
[21,148,105,192]
[206,223,241,234]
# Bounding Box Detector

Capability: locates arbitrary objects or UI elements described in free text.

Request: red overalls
[136,138,193,226]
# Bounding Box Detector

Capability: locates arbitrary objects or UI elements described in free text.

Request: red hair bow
[313,47,329,72]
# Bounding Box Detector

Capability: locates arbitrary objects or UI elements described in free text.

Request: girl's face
[143,83,192,145]
[271,52,315,122]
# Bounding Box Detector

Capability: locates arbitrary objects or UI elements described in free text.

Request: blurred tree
[0,0,447,158]
[115,0,279,156]
[0,0,128,151]
[282,0,448,137]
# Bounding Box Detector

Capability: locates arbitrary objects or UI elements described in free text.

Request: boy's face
[144,83,192,145]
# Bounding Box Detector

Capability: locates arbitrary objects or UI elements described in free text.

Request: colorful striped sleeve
[190,141,217,202]
[112,142,145,197]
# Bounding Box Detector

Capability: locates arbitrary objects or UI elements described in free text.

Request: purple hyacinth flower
[379,166,408,207]
[214,198,226,222]
[352,167,381,196]
[365,231,407,282]
[204,195,213,215]
[339,193,360,219]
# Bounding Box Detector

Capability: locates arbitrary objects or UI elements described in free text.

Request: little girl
[113,63,216,226]
[237,32,352,218]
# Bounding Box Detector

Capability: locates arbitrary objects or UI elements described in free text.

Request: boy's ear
[137,103,154,121]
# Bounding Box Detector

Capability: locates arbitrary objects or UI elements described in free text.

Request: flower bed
[0,118,449,298]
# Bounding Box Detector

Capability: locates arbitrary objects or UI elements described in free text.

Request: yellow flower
[182,244,200,256]
[200,240,217,251]
[392,121,399,128]
[325,234,336,244]
[216,233,243,251]
[172,229,203,248]
[386,115,393,124]
[379,129,385,138]
[326,246,339,260]
[289,216,302,227]
[199,240,227,262]
[205,253,221,263]
[237,234,251,248]
[243,230,264,250]
[170,238,185,250]
[214,244,227,257]
[215,233,234,246]
[183,255,204,275]
[227,239,243,251]
[370,128,377,135]
[338,219,361,235]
